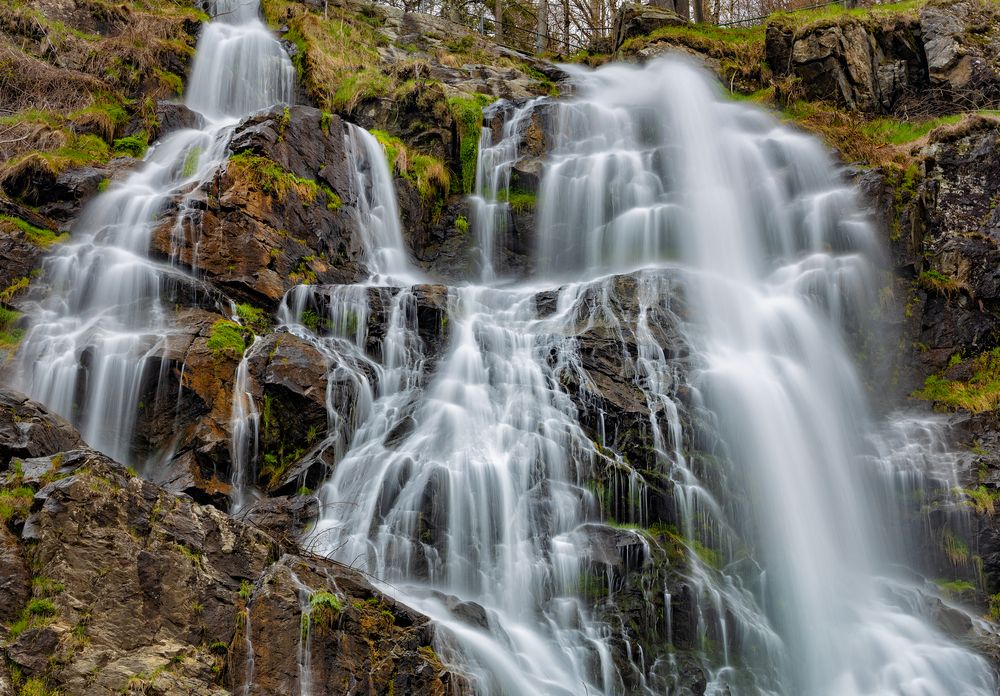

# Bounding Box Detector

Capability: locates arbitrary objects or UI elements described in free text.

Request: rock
[612,5,686,52]
[154,101,205,137]
[0,526,29,625]
[0,450,460,695]
[154,107,368,308]
[0,389,83,470]
[905,116,1000,376]
[230,553,465,695]
[242,494,319,541]
[246,331,331,495]
[766,0,1000,115]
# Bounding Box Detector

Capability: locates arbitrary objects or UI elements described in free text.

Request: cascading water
[9,0,997,686]
[7,0,293,466]
[298,55,999,695]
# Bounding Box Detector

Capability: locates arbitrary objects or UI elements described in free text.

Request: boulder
[612,5,687,52]
[0,390,83,469]
[153,107,369,309]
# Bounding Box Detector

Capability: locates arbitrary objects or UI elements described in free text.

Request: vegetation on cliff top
[0,0,205,196]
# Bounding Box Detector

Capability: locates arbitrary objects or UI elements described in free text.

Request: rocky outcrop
[155,107,367,309]
[612,5,687,52]
[0,390,83,467]
[0,389,460,696]
[766,0,1000,115]
[881,116,1000,379]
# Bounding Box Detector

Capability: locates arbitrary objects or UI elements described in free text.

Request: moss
[913,349,1000,413]
[1,277,30,303]
[153,68,184,96]
[448,93,494,194]
[111,131,149,158]
[371,130,450,203]
[917,268,966,295]
[18,678,58,696]
[227,151,321,202]
[497,188,536,212]
[235,303,270,335]
[455,215,469,234]
[0,485,34,524]
[319,183,341,210]
[934,578,976,596]
[181,145,202,178]
[206,320,249,360]
[0,215,67,247]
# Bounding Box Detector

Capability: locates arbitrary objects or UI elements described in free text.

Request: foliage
[235,303,270,335]
[227,151,321,202]
[0,484,34,524]
[913,349,1000,413]
[111,131,149,158]
[497,188,536,212]
[448,93,494,194]
[0,215,67,247]
[371,130,450,202]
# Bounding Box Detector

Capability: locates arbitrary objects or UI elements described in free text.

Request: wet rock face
[152,106,368,309]
[897,118,1000,377]
[766,0,1000,115]
[0,389,460,696]
[234,555,464,696]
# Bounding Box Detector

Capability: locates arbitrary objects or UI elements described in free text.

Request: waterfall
[303,56,998,694]
[7,0,293,465]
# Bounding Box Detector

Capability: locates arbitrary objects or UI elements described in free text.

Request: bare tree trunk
[562,0,570,52]
[536,0,548,53]
[693,0,705,22]
[495,0,503,40]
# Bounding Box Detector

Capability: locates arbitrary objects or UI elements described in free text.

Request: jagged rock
[0,526,29,625]
[0,390,83,469]
[766,0,1000,115]
[242,494,319,541]
[153,106,368,308]
[905,116,1000,376]
[136,308,244,507]
[0,447,459,695]
[154,101,205,138]
[246,331,331,495]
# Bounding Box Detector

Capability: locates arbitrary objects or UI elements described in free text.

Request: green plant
[112,131,149,158]
[227,151,321,202]
[448,93,493,194]
[239,579,253,602]
[206,320,249,360]
[455,215,469,234]
[235,303,270,335]
[913,349,1000,413]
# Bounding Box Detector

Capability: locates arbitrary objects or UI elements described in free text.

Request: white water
[299,56,997,695]
[8,0,293,465]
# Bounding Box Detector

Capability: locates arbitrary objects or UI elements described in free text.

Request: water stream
[7,0,293,465]
[6,0,998,691]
